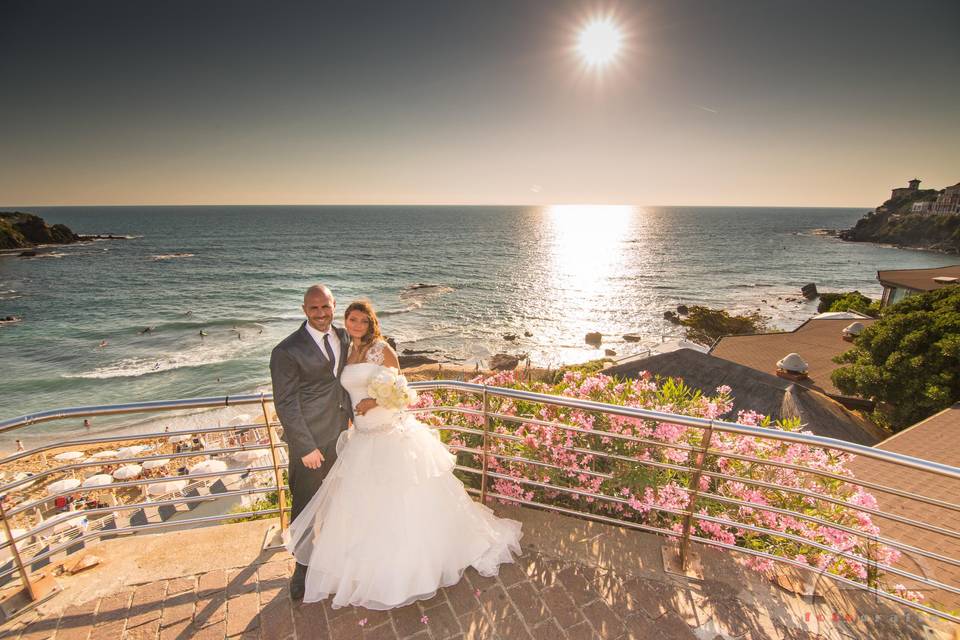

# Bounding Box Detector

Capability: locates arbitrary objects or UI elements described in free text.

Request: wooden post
[0,500,37,600]
[480,387,491,505]
[259,396,288,531]
[678,420,714,571]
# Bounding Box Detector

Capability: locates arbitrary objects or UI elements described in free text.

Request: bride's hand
[354,398,378,416]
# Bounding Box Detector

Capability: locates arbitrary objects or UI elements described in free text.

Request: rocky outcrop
[838,190,960,254]
[398,354,438,368]
[489,353,521,371]
[0,212,79,249]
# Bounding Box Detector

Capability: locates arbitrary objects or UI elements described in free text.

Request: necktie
[322,333,337,372]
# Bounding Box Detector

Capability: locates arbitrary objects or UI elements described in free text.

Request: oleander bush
[413,369,918,599]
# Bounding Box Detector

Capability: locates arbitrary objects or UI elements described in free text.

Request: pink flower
[420,615,430,624]
[358,618,368,627]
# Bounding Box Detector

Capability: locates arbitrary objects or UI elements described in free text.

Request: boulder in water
[489,353,520,371]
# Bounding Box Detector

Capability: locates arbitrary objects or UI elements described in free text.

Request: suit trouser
[288,439,339,523]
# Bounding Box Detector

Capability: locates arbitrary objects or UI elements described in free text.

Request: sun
[577,18,623,68]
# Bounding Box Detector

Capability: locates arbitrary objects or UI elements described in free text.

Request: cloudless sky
[1,0,958,206]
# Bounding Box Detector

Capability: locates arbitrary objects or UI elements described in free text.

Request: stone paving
[0,507,956,640]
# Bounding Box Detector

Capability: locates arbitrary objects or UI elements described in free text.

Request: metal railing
[1,382,959,625]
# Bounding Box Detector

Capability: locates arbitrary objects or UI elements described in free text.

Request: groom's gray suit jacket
[270,322,352,461]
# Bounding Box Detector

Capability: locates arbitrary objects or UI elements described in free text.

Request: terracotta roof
[877,264,960,292]
[708,318,876,397]
[847,404,960,611]
[602,349,885,445]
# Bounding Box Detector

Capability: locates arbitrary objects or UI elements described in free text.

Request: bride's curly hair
[344,300,383,357]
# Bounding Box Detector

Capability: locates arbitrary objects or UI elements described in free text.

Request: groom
[270,284,351,600]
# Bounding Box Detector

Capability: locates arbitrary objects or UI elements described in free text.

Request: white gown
[284,341,523,610]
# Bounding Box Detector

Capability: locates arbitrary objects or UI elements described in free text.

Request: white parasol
[231,450,269,464]
[146,480,187,496]
[188,459,228,476]
[46,478,81,495]
[53,451,84,462]
[112,464,143,480]
[141,458,171,470]
[91,449,119,459]
[81,474,115,488]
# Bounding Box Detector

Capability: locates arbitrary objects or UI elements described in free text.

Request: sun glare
[577,18,622,68]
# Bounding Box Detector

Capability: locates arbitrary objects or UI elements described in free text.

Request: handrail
[1,383,958,625]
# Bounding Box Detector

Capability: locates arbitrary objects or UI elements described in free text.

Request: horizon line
[2,202,874,209]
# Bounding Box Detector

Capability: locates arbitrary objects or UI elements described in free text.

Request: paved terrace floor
[0,505,956,640]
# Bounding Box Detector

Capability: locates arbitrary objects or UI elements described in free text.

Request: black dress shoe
[290,562,307,600]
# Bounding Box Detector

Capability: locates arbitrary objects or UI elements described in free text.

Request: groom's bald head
[302,284,336,332]
[303,284,334,305]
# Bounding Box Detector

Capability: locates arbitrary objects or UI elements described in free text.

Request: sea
[1,205,956,443]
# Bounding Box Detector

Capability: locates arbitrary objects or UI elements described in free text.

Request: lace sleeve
[365,340,387,365]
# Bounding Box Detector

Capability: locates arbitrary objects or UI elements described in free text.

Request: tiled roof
[709,318,876,397]
[847,404,960,611]
[602,349,886,445]
[877,265,960,292]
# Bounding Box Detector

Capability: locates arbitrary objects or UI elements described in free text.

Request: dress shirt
[305,323,341,373]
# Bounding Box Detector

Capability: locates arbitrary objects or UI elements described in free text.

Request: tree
[832,287,960,431]
[816,291,880,317]
[680,306,767,346]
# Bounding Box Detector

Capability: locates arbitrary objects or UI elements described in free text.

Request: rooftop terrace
[2,383,959,639]
[1,507,956,640]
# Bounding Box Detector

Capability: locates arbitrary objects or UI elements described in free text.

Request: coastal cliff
[0,211,79,249]
[839,190,960,254]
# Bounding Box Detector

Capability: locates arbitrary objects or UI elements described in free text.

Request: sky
[1,0,958,207]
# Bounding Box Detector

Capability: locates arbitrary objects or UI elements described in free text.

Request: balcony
[0,382,958,639]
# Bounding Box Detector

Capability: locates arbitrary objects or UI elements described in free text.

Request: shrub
[833,286,960,430]
[414,370,911,595]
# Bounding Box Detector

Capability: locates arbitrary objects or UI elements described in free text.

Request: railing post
[0,500,36,600]
[259,395,288,532]
[679,419,714,572]
[480,386,491,505]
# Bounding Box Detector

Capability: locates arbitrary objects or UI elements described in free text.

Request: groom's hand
[355,398,377,416]
[301,449,325,469]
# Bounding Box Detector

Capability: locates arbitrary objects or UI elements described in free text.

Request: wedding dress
[284,340,522,610]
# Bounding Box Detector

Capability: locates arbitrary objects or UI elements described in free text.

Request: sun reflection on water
[546,204,636,299]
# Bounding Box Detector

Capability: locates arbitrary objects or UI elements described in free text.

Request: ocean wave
[399,283,455,299]
[63,340,250,379]
[151,253,195,261]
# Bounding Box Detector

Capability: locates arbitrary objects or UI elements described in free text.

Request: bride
[284,300,522,610]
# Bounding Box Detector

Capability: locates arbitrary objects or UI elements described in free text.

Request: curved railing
[1,382,958,624]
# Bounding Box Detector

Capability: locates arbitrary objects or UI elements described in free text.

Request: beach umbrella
[112,464,143,480]
[91,449,119,459]
[12,472,36,491]
[46,478,81,495]
[231,450,268,464]
[142,458,170,470]
[53,451,83,462]
[146,480,187,496]
[167,434,193,443]
[188,459,228,476]
[81,474,114,488]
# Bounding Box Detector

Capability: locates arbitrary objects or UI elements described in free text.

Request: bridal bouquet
[367,369,418,412]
